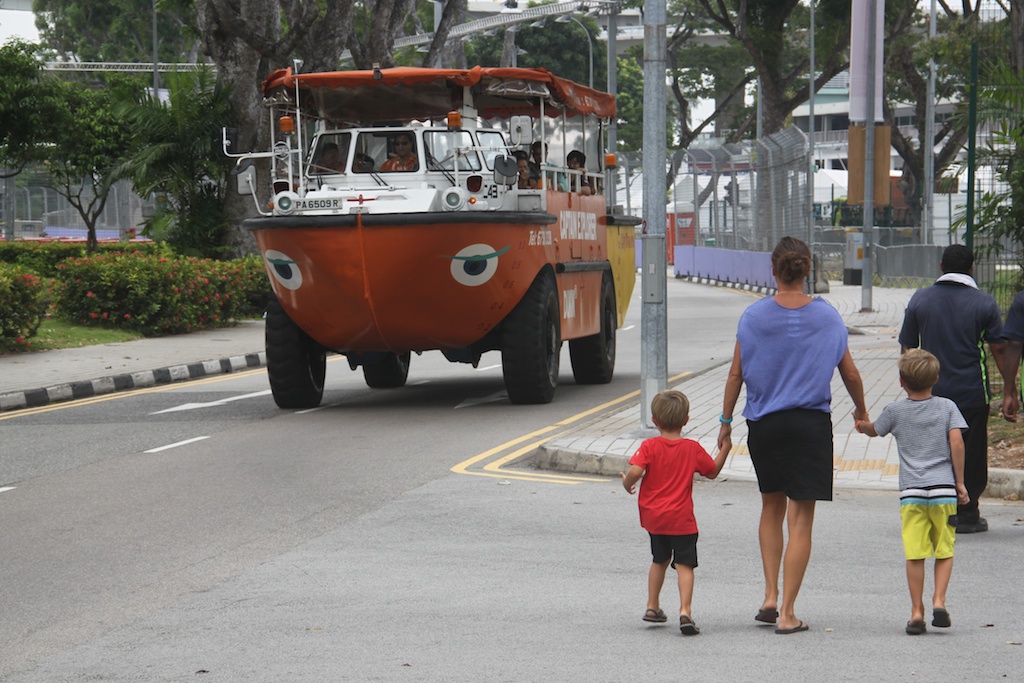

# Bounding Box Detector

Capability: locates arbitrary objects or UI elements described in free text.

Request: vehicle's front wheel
[265,295,326,409]
[362,352,411,389]
[501,271,560,404]
[569,274,616,384]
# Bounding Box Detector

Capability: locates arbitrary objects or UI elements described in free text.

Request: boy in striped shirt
[855,349,969,635]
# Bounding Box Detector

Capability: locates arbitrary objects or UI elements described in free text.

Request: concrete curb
[674,274,776,295]
[0,351,267,412]
[532,444,1024,499]
[986,468,1024,501]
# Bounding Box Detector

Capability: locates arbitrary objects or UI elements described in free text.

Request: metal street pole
[923,0,937,245]
[606,7,618,209]
[861,0,878,312]
[808,0,816,294]
[557,15,593,88]
[152,1,159,93]
[640,0,667,427]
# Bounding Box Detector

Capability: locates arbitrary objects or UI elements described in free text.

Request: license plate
[295,198,340,210]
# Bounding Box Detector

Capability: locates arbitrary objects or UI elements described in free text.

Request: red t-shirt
[628,437,715,535]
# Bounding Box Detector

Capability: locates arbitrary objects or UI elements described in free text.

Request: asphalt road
[2,280,1022,681]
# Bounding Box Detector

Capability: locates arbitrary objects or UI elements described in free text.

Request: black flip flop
[679,615,700,636]
[755,608,779,624]
[775,621,809,634]
[905,619,927,635]
[642,608,667,623]
[932,608,951,628]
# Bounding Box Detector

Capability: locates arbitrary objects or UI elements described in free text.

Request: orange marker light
[279,116,295,133]
[605,153,617,169]
[447,111,462,130]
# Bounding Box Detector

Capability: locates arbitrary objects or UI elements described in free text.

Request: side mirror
[492,155,519,186]
[233,160,256,195]
[508,116,532,146]
[222,127,238,156]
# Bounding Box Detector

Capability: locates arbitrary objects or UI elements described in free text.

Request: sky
[0,9,39,44]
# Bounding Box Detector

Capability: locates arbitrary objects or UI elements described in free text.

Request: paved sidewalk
[537,281,1024,499]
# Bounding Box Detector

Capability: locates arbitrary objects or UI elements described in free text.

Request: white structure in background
[0,1,39,44]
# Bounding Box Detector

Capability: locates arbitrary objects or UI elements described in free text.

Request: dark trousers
[958,404,990,523]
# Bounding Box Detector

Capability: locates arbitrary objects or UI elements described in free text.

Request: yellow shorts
[900,502,957,560]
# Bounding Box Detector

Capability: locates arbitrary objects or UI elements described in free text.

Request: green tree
[41,83,134,251]
[956,67,1024,277]
[463,12,607,88]
[883,0,995,230]
[665,0,750,146]
[0,41,66,176]
[694,0,851,138]
[115,67,234,257]
[32,0,199,62]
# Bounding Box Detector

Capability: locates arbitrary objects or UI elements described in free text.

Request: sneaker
[956,517,988,533]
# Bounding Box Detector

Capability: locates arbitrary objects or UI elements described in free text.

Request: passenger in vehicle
[529,141,567,191]
[316,142,344,172]
[380,133,418,172]
[513,150,536,189]
[567,150,592,196]
[354,153,375,173]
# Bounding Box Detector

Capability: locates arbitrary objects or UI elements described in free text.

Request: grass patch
[13,318,145,353]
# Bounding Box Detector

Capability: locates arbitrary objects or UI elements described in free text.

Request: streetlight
[556,14,593,89]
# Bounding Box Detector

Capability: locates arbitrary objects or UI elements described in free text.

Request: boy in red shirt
[621,390,730,635]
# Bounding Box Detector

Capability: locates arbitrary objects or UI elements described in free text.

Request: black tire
[265,295,326,409]
[501,271,560,404]
[362,352,411,389]
[569,275,616,384]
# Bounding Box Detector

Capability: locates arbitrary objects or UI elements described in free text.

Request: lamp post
[556,14,593,88]
[152,0,159,93]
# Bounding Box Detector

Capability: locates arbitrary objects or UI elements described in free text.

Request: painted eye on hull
[264,249,303,290]
[445,243,509,287]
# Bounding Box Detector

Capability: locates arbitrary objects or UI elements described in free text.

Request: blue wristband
[719,414,733,424]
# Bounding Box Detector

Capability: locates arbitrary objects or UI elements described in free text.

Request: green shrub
[52,252,270,336]
[0,263,49,351]
[0,240,167,277]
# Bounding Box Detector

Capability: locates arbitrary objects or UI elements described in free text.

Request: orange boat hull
[249,193,633,353]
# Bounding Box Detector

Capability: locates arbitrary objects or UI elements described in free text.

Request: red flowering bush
[53,252,269,336]
[0,263,48,351]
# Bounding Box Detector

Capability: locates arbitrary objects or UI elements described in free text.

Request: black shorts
[649,532,699,568]
[746,409,834,501]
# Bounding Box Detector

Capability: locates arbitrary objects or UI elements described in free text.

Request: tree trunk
[196,0,280,257]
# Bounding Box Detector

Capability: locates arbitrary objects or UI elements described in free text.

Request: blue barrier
[673,246,774,288]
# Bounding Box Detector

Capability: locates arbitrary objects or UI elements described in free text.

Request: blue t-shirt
[737,297,848,421]
[1002,291,1024,342]
[898,281,1004,408]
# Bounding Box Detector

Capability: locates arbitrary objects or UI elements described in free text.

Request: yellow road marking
[451,371,693,484]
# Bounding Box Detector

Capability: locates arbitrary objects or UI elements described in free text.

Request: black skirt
[746,408,834,501]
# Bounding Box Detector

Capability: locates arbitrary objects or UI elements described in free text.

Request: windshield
[309,133,351,174]
[423,131,480,171]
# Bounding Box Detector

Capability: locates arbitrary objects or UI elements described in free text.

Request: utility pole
[640,0,667,427]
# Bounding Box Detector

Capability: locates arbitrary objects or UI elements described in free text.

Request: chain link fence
[968,1,1023,313]
[1,170,154,242]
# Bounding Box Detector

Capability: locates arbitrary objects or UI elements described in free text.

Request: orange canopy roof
[262,66,615,123]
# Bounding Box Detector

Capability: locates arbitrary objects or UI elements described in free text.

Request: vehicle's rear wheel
[362,352,411,388]
[502,271,560,404]
[265,295,326,409]
[570,274,616,384]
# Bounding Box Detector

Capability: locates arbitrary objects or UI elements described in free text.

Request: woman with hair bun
[717,236,868,635]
